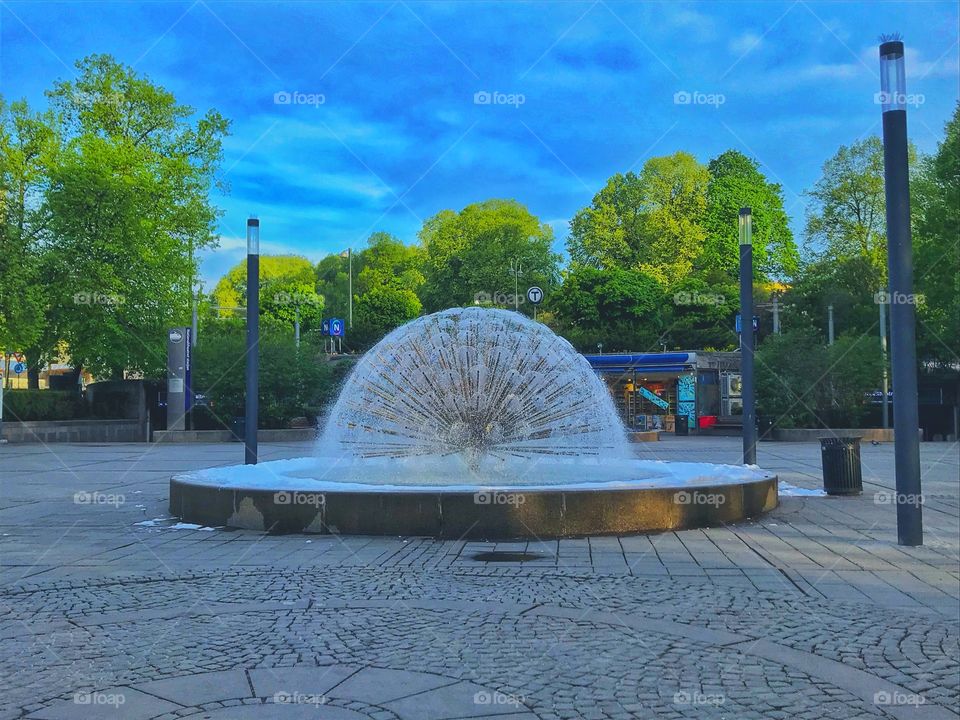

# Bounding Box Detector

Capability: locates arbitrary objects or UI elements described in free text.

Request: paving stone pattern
[0,438,957,719]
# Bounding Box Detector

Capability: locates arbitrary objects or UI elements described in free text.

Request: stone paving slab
[0,438,957,719]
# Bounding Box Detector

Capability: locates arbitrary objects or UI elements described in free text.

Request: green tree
[783,256,882,342]
[548,266,663,352]
[192,324,344,429]
[419,199,560,312]
[568,152,709,284]
[803,137,914,276]
[44,54,228,378]
[701,150,798,280]
[212,255,324,331]
[315,251,357,322]
[353,285,422,347]
[756,328,882,428]
[0,100,60,386]
[913,103,960,366]
[355,231,424,296]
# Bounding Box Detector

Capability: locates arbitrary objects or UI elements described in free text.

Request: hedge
[2,390,87,421]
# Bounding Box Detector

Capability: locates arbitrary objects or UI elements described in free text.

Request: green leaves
[0,54,229,379]
[418,199,560,312]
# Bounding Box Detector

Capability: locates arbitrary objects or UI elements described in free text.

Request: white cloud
[729,32,763,56]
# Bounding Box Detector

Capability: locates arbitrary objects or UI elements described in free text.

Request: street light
[245,218,260,465]
[739,207,757,466]
[879,37,922,546]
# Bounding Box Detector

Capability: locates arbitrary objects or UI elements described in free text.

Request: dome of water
[318,307,630,469]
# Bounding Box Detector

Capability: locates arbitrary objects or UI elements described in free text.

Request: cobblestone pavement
[0,438,957,719]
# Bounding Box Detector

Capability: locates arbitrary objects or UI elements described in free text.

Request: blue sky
[2,1,958,287]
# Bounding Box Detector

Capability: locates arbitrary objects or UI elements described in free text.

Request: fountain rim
[169,461,779,538]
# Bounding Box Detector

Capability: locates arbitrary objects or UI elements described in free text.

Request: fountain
[170,308,777,536]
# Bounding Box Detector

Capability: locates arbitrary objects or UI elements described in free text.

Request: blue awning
[590,365,691,374]
[583,353,697,372]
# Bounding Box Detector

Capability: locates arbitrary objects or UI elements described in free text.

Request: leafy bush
[756,328,883,429]
[2,390,87,421]
[191,324,352,429]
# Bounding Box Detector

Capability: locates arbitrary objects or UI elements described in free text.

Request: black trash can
[820,437,863,495]
[230,416,245,441]
[674,415,689,436]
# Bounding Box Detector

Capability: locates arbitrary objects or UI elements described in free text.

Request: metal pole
[827,304,835,345]
[880,293,890,429]
[294,305,300,348]
[348,248,353,329]
[245,218,260,465]
[772,294,780,335]
[739,207,757,466]
[880,39,922,545]
[191,293,198,348]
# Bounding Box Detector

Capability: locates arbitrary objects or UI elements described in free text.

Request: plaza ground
[0,437,957,719]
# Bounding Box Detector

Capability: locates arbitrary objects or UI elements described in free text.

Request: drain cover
[471,551,543,562]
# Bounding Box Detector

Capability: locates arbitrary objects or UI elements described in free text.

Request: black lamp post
[245,218,260,465]
[879,38,922,545]
[739,207,757,466]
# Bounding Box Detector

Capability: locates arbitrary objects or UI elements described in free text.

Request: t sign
[526,286,544,305]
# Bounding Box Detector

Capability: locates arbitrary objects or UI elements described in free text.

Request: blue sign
[638,386,669,410]
[13,362,26,374]
[735,314,759,333]
[321,319,331,336]
[330,318,345,337]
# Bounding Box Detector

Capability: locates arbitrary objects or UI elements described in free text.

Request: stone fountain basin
[170,457,778,538]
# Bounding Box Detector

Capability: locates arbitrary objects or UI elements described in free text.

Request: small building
[583,352,743,432]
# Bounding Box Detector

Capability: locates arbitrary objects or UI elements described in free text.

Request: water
[314,307,634,484]
[179,307,770,491]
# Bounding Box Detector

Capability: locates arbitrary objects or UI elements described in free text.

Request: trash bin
[230,416,245,441]
[820,437,863,495]
[674,415,689,436]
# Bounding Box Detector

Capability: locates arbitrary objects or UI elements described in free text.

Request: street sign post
[735,314,759,334]
[526,286,543,320]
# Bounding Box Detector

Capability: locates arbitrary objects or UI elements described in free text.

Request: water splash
[318,307,629,468]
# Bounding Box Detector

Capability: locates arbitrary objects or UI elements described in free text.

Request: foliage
[191,324,343,429]
[355,232,424,296]
[568,152,709,284]
[0,100,58,356]
[419,199,560,312]
[315,251,359,322]
[804,137,897,277]
[756,329,882,428]
[41,54,228,378]
[211,255,324,331]
[547,266,663,352]
[353,285,422,348]
[913,102,960,366]
[701,150,798,280]
[783,256,883,341]
[2,389,85,421]
[662,272,738,350]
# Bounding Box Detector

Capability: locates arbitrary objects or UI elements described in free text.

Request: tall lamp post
[245,218,260,465]
[739,207,757,466]
[879,37,922,545]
